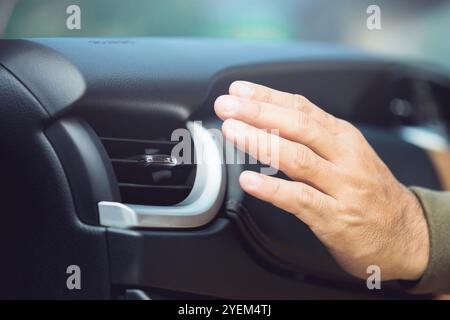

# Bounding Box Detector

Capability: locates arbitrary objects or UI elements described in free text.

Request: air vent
[97,122,225,229]
[100,137,196,206]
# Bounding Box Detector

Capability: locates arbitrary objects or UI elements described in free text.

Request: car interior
[1,1,450,300]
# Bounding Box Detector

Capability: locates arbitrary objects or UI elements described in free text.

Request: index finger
[229,81,340,133]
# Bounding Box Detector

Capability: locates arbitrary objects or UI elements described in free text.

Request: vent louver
[97,122,225,229]
[100,137,196,206]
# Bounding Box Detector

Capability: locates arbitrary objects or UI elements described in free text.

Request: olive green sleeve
[403,187,450,294]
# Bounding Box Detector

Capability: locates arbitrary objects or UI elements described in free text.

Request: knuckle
[293,94,309,111]
[295,110,310,132]
[351,129,367,145]
[269,180,282,203]
[260,86,272,102]
[337,119,353,131]
[260,142,273,166]
[294,145,311,169]
[313,193,326,213]
[340,119,362,136]
[325,113,339,128]
[252,101,263,121]
[296,185,314,207]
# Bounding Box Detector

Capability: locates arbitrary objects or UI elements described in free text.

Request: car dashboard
[0,38,449,299]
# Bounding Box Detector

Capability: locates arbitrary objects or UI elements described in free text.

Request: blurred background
[2,0,450,69]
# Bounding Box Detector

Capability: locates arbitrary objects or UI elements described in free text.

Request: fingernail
[240,171,263,189]
[217,96,240,114]
[223,118,245,134]
[232,82,254,98]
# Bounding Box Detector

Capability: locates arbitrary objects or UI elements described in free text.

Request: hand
[214,81,429,281]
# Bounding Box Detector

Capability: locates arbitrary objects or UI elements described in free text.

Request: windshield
[3,0,450,69]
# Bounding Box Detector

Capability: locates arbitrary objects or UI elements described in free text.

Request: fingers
[239,170,336,225]
[222,119,340,196]
[215,95,345,160]
[229,81,341,133]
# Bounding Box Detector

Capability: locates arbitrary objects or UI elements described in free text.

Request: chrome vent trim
[98,121,225,228]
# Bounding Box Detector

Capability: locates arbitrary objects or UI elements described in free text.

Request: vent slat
[118,183,193,189]
[101,137,179,145]
[100,136,196,206]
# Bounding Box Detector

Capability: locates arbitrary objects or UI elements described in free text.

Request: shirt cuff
[402,187,450,294]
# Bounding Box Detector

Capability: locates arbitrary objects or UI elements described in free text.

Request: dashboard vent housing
[100,137,196,206]
[97,122,225,229]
